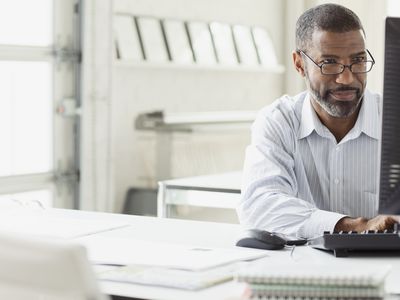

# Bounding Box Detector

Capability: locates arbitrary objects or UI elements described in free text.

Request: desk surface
[3,208,400,300]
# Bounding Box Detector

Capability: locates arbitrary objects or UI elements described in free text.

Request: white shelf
[113,60,285,74]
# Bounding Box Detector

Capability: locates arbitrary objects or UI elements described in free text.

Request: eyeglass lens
[322,61,373,74]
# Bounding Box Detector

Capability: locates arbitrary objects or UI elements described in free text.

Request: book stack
[236,263,390,299]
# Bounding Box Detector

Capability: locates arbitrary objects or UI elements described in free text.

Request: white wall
[80,0,114,211]
[107,0,287,212]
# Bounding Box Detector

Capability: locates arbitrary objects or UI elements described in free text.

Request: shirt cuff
[299,209,347,239]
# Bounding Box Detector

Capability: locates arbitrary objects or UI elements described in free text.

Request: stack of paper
[236,262,391,299]
[82,235,268,290]
[78,235,268,270]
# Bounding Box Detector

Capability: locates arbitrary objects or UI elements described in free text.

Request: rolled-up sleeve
[237,103,345,239]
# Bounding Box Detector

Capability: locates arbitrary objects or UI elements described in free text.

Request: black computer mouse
[235,229,287,250]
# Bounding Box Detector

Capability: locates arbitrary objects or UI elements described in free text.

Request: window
[0,0,52,46]
[0,61,52,176]
[0,0,79,208]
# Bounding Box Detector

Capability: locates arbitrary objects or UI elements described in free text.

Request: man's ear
[292,51,305,77]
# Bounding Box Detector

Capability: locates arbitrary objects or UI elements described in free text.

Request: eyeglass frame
[297,49,375,75]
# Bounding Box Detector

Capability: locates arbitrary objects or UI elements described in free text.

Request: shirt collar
[355,89,380,140]
[298,93,328,139]
[298,90,380,141]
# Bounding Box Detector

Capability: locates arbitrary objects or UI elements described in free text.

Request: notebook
[98,263,240,290]
[236,263,391,299]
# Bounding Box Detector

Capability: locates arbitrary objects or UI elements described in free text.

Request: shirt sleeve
[237,103,346,239]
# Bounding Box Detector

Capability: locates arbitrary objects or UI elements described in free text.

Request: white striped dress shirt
[237,90,381,238]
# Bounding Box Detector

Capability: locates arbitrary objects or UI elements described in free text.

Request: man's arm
[238,102,345,238]
[335,215,400,232]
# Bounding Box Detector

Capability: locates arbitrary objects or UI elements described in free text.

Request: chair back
[0,232,109,300]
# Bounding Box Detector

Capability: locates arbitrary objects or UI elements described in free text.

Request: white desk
[3,208,400,300]
[0,208,246,300]
[157,172,241,222]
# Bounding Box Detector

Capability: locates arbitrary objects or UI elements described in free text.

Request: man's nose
[336,66,355,85]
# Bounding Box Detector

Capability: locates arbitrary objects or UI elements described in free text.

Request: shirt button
[334,178,339,184]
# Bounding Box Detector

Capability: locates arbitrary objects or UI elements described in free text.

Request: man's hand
[334,215,400,232]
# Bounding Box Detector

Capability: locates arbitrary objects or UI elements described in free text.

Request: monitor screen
[378,17,400,214]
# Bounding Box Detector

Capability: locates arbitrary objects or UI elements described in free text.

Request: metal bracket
[53,46,81,64]
[56,98,81,117]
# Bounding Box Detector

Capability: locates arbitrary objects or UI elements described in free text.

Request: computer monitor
[378,17,400,214]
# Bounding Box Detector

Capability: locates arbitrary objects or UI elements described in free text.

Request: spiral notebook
[236,263,391,299]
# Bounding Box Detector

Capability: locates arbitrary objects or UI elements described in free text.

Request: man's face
[302,30,367,118]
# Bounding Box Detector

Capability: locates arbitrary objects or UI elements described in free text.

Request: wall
[109,0,287,212]
[80,0,114,211]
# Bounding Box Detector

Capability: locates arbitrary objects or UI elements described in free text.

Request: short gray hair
[296,3,365,51]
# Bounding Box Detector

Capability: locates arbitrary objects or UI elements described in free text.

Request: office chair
[0,232,110,300]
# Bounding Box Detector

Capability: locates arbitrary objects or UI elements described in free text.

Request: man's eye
[353,56,366,63]
[322,59,336,64]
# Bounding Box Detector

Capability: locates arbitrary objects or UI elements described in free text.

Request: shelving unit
[113,60,286,74]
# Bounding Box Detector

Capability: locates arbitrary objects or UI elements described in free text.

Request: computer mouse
[235,229,287,250]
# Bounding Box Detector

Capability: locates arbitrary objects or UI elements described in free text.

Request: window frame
[0,0,80,208]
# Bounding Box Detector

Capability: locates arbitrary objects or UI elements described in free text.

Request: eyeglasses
[298,49,375,75]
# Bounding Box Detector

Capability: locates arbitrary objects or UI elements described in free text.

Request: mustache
[327,86,359,93]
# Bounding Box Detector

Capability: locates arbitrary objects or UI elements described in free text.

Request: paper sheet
[78,235,268,271]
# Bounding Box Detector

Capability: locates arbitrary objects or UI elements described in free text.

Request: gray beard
[304,69,364,118]
[312,89,363,118]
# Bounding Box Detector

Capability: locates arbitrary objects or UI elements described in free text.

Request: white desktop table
[157,171,242,219]
[3,208,400,300]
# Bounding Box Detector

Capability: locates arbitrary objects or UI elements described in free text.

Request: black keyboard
[308,230,400,257]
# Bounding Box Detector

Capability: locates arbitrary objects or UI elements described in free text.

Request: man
[237,3,399,239]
